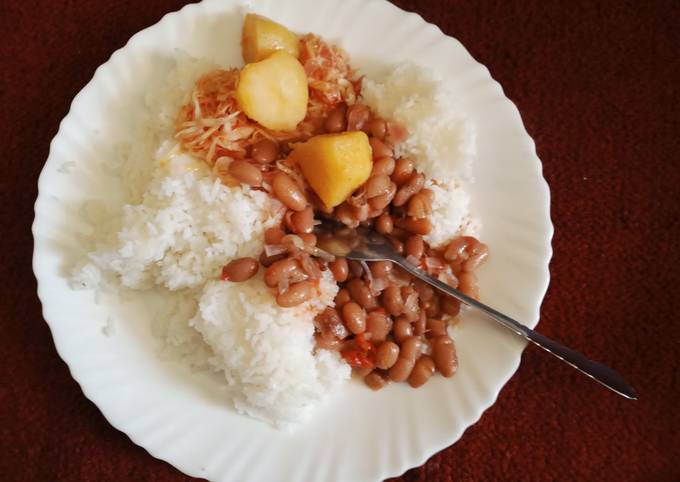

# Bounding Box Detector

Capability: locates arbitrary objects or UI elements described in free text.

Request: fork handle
[396,259,637,400]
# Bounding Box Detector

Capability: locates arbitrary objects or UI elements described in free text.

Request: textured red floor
[2,0,679,480]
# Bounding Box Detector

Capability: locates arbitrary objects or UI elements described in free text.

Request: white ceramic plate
[32,0,553,480]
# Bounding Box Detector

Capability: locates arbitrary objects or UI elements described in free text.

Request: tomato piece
[355,333,373,352]
[341,349,374,369]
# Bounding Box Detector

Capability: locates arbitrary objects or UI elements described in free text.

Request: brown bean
[364,371,389,390]
[329,257,349,282]
[215,164,240,186]
[443,237,467,261]
[335,203,359,228]
[259,251,285,267]
[398,336,421,359]
[413,278,434,302]
[290,206,314,234]
[458,272,479,299]
[366,310,392,342]
[264,258,301,287]
[342,302,366,334]
[389,237,404,255]
[449,258,464,276]
[462,236,479,248]
[414,310,427,336]
[375,341,400,369]
[408,355,435,388]
[283,210,296,233]
[390,226,409,239]
[441,296,461,317]
[432,335,458,377]
[351,203,369,223]
[353,366,373,377]
[368,118,387,139]
[367,182,397,210]
[324,103,347,133]
[375,213,393,234]
[405,235,424,259]
[347,278,377,309]
[346,103,370,132]
[425,295,441,318]
[298,233,317,247]
[221,257,259,282]
[393,173,425,207]
[365,174,392,198]
[463,242,489,272]
[316,307,348,340]
[272,172,307,211]
[391,265,412,283]
[369,260,393,278]
[251,139,280,163]
[389,358,415,382]
[393,317,413,343]
[366,205,382,219]
[334,288,351,308]
[386,121,408,144]
[371,156,395,176]
[426,318,448,337]
[395,216,432,235]
[264,227,285,245]
[388,336,421,382]
[369,137,393,159]
[315,307,340,332]
[381,285,404,316]
[228,159,262,186]
[392,158,415,185]
[348,260,364,279]
[276,280,316,307]
[407,191,432,219]
[314,332,342,351]
[314,306,349,339]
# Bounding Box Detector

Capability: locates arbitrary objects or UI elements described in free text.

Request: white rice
[190,272,349,426]
[73,144,282,291]
[72,53,478,428]
[424,180,477,248]
[361,62,476,184]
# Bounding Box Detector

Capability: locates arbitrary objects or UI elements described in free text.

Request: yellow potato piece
[291,132,373,209]
[242,13,300,63]
[236,51,309,131]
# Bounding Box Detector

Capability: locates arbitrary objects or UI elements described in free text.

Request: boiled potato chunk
[236,51,308,131]
[242,13,300,63]
[291,132,373,209]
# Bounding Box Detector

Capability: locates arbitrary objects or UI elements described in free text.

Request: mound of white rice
[190,272,349,426]
[74,144,283,291]
[361,62,476,184]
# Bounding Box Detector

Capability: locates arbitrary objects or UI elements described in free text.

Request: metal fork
[316,222,637,400]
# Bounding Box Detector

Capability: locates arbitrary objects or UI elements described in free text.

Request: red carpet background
[1,0,678,480]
